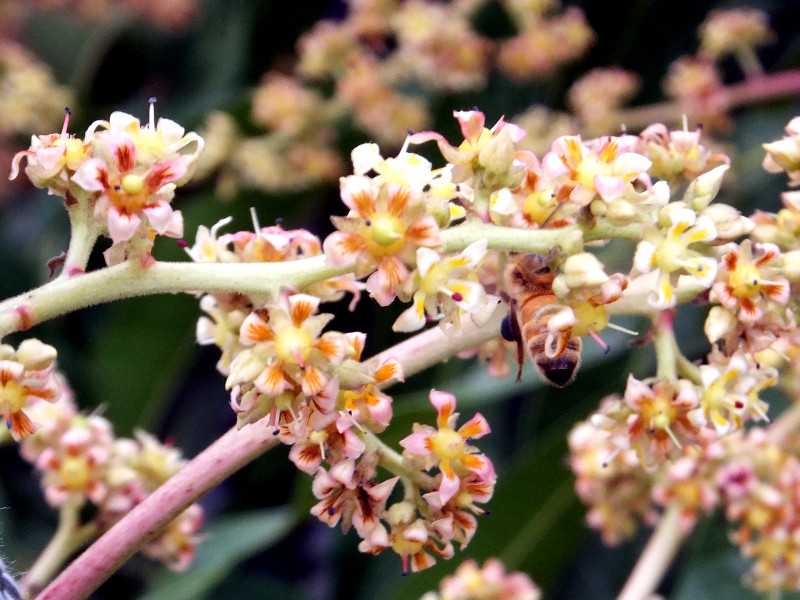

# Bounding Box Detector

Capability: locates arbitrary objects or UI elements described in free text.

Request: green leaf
[137,508,296,600]
[85,293,198,436]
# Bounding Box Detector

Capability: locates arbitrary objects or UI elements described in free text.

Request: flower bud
[561,253,609,289]
[606,198,637,225]
[683,164,729,210]
[701,203,754,240]
[16,339,58,371]
[386,501,417,526]
[781,250,800,281]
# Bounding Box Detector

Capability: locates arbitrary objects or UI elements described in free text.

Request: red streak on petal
[387,186,411,217]
[115,143,135,173]
[352,190,376,219]
[9,410,36,440]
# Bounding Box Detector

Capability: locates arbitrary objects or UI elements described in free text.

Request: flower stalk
[615,503,685,600]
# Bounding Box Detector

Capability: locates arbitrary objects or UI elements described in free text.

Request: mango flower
[9,108,88,197]
[407,109,526,186]
[400,390,494,505]
[0,339,60,441]
[633,206,718,308]
[542,134,653,207]
[393,239,500,335]
[71,101,204,264]
[227,293,348,403]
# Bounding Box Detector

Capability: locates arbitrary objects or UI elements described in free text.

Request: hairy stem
[21,498,98,599]
[616,503,686,600]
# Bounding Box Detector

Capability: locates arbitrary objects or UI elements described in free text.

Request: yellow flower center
[571,301,608,337]
[641,392,676,430]
[0,379,27,414]
[729,263,762,299]
[121,173,146,195]
[62,138,87,168]
[108,177,148,213]
[418,263,446,297]
[367,214,405,256]
[274,326,313,365]
[392,537,423,558]
[430,428,465,462]
[59,456,91,490]
[653,237,685,273]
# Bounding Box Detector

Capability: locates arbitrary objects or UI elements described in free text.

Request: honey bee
[501,251,581,387]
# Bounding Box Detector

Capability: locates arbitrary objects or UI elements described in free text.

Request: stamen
[541,201,563,228]
[210,216,233,237]
[293,349,306,369]
[602,447,621,468]
[342,409,367,433]
[588,329,611,355]
[61,107,72,137]
[148,97,157,129]
[606,322,640,336]
[663,423,682,449]
[750,400,771,423]
[250,207,261,234]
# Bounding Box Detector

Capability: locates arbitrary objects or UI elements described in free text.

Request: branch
[1,221,636,339]
[35,421,280,600]
[615,503,686,600]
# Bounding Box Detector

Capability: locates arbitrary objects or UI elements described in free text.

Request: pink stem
[35,422,279,600]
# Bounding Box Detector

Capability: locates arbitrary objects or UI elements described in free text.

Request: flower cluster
[192,0,596,196]
[419,558,540,600]
[19,372,203,571]
[10,101,204,268]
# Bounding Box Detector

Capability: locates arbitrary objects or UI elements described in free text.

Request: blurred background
[1,0,800,598]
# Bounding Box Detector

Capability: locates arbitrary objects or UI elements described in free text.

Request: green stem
[362,429,436,489]
[0,257,349,339]
[57,202,103,279]
[615,503,686,600]
[0,218,649,340]
[676,351,702,385]
[21,498,98,599]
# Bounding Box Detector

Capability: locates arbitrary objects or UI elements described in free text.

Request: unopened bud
[16,338,57,370]
[683,164,729,210]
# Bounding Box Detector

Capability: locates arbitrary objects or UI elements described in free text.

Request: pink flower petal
[399,431,433,455]
[594,174,626,202]
[429,389,456,421]
[72,158,109,192]
[142,201,174,233]
[107,206,141,243]
[458,412,491,440]
[323,231,364,268]
[438,470,461,505]
[454,110,485,146]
